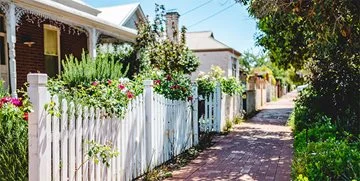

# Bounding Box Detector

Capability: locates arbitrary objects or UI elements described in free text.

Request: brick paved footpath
[165,91,297,181]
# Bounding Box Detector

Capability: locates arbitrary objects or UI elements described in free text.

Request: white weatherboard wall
[191,51,236,80]
[28,73,198,181]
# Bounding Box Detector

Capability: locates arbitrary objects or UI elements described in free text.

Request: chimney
[165,11,180,42]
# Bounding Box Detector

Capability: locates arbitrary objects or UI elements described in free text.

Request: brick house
[0,0,145,97]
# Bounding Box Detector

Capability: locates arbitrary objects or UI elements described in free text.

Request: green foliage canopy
[237,0,360,134]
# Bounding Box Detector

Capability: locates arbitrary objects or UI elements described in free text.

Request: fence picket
[60,98,68,181]
[68,102,76,181]
[82,106,89,181]
[88,107,95,180]
[95,108,101,181]
[52,95,60,181]
[75,104,82,181]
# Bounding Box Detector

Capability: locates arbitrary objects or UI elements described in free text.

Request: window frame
[0,14,7,67]
[43,24,61,73]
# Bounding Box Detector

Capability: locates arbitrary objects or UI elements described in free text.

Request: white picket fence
[199,83,243,133]
[200,83,221,132]
[27,74,199,181]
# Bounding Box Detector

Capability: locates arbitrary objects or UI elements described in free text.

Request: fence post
[215,82,222,132]
[144,80,154,168]
[27,73,51,181]
[191,84,199,145]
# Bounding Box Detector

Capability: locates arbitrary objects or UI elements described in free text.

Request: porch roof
[14,0,137,42]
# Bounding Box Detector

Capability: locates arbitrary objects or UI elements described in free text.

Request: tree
[236,0,360,134]
[238,50,267,72]
[135,4,200,74]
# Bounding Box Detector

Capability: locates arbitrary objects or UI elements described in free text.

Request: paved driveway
[166,91,297,181]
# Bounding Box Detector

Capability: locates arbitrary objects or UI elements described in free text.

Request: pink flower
[0,96,22,107]
[92,81,98,86]
[107,79,112,85]
[118,84,125,90]
[187,96,193,101]
[126,91,134,99]
[23,112,29,121]
[11,98,22,107]
[166,75,172,81]
[154,79,161,85]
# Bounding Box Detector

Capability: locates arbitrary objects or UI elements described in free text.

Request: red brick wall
[15,14,88,88]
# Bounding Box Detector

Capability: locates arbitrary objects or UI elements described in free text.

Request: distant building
[164,12,241,80]
[185,31,241,80]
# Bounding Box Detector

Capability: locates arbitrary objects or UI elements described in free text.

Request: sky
[83,0,262,54]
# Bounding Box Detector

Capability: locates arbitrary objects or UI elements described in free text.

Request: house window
[231,57,237,77]
[44,24,60,77]
[0,15,6,66]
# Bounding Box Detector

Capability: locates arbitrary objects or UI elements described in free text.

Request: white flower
[119,78,130,84]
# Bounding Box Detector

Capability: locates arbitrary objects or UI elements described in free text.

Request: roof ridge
[186,31,212,33]
[98,2,140,9]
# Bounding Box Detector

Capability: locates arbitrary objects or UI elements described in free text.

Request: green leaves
[0,103,29,181]
[61,52,129,87]
[86,140,119,167]
[135,5,200,75]
[221,77,244,96]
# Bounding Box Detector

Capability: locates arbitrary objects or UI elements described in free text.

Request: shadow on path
[166,91,298,181]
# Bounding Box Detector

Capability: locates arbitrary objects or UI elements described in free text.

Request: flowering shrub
[196,66,244,97]
[48,78,137,117]
[0,83,31,180]
[134,70,192,101]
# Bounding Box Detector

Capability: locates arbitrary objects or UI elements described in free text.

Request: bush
[196,66,244,97]
[48,52,135,117]
[291,102,360,181]
[134,70,192,101]
[61,52,129,87]
[221,77,244,96]
[292,138,360,181]
[293,121,338,154]
[0,84,31,180]
[48,78,136,117]
[290,87,326,134]
[196,73,216,97]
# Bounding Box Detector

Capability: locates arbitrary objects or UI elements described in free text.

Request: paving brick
[165,92,297,181]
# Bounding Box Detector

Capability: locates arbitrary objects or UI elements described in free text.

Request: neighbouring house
[0,0,145,97]
[164,12,241,80]
[186,31,241,80]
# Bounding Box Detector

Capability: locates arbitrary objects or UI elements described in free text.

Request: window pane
[0,16,4,33]
[44,28,58,56]
[45,55,59,77]
[0,36,5,65]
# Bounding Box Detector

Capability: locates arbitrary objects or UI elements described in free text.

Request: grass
[234,114,245,125]
[223,119,233,132]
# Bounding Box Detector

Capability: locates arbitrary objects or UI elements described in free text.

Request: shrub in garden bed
[196,66,244,97]
[0,83,31,180]
[292,136,360,181]
[134,70,192,101]
[291,90,360,181]
[48,53,137,117]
